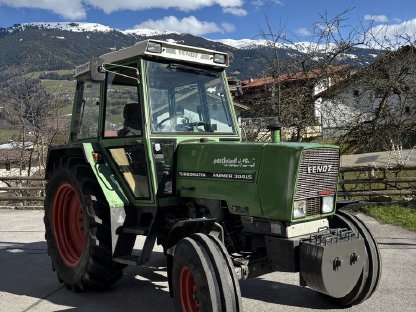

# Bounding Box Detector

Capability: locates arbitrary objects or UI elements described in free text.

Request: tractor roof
[74,39,229,78]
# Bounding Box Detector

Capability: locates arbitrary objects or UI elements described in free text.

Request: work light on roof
[147,42,162,53]
[213,53,226,64]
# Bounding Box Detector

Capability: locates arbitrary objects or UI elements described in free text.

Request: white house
[314,46,416,136]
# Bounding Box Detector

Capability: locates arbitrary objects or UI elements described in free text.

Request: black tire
[172,234,242,312]
[322,211,382,306]
[192,234,242,312]
[44,157,125,291]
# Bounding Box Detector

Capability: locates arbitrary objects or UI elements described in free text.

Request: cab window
[147,61,234,134]
[73,80,101,139]
[104,67,141,138]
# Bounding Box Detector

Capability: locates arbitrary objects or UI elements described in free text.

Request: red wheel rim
[179,266,200,312]
[52,183,85,266]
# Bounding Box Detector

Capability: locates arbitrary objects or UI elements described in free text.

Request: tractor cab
[71,40,239,206]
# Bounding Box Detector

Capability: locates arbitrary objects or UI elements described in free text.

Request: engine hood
[175,141,339,222]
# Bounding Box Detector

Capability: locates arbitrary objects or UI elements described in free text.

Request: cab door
[98,67,154,205]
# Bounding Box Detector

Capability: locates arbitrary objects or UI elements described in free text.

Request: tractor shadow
[240,275,341,310]
[1,240,340,310]
[0,240,174,311]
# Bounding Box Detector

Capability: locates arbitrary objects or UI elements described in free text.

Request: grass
[41,79,75,96]
[25,69,73,79]
[58,104,74,116]
[0,129,20,144]
[361,205,416,232]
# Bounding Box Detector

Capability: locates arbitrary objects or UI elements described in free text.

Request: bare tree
[326,45,416,153]
[239,9,367,142]
[0,74,69,177]
[239,9,416,154]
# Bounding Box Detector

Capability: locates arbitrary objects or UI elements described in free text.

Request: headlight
[293,200,306,218]
[322,196,334,213]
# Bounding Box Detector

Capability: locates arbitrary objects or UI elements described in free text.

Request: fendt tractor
[44,40,381,311]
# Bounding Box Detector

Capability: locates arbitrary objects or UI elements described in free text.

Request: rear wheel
[323,210,382,306]
[172,234,241,312]
[44,157,125,291]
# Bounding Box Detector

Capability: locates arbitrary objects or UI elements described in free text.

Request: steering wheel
[156,115,189,131]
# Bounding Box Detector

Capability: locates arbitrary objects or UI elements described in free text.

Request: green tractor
[44,40,381,311]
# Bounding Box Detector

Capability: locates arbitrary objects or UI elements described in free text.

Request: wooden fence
[0,176,45,208]
[338,165,416,199]
[0,164,415,208]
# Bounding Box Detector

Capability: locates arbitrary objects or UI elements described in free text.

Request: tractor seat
[118,102,142,136]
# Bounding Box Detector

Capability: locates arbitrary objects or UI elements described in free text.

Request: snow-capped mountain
[9,22,115,33]
[214,38,342,53]
[7,22,178,37]
[215,38,270,49]
[123,28,178,36]
[3,22,377,55]
[0,21,383,84]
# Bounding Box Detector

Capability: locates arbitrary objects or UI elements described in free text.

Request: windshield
[146,61,235,134]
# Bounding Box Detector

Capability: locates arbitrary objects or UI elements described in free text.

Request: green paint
[176,141,264,215]
[83,142,128,208]
[258,144,301,220]
[176,141,339,222]
[271,129,281,143]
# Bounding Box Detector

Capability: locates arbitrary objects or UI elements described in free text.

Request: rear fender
[46,143,130,256]
[45,143,85,179]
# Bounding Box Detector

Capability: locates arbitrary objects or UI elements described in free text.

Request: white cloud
[221,22,236,32]
[223,7,248,16]
[364,14,389,23]
[86,0,243,13]
[0,0,244,19]
[314,23,338,33]
[252,0,283,7]
[133,16,235,36]
[368,18,416,47]
[297,27,311,36]
[0,0,85,19]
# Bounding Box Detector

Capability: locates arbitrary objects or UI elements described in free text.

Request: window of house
[353,89,360,97]
[405,106,411,114]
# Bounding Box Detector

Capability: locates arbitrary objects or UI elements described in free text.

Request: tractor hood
[175,141,340,223]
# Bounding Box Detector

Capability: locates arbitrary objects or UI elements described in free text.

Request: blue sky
[0,0,415,40]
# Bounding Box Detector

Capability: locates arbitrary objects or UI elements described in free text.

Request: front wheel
[44,157,125,291]
[172,234,242,312]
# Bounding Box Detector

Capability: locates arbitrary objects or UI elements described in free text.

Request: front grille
[306,197,321,216]
[295,148,339,201]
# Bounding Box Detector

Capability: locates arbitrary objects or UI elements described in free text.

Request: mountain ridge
[0,22,382,82]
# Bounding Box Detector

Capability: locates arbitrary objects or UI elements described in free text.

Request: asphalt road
[0,209,415,312]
